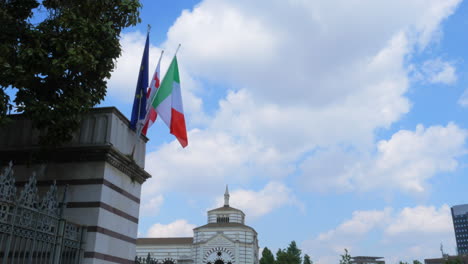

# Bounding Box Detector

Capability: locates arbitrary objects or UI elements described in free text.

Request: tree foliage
[276,241,302,264]
[0,0,141,145]
[303,254,312,264]
[260,247,275,264]
[444,258,463,264]
[276,249,286,264]
[339,249,351,264]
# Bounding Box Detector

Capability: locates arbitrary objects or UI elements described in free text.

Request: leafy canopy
[0,0,141,145]
[276,241,302,264]
[260,247,275,264]
[303,254,312,264]
[339,249,352,264]
[445,258,463,264]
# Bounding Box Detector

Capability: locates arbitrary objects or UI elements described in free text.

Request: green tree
[444,258,462,264]
[260,247,275,264]
[286,241,302,264]
[0,0,141,145]
[303,254,312,264]
[339,249,351,264]
[276,241,302,264]
[276,249,286,264]
[413,260,422,264]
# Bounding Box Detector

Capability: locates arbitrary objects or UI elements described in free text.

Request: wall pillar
[0,107,151,264]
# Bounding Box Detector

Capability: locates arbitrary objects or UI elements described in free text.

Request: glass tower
[452,204,468,255]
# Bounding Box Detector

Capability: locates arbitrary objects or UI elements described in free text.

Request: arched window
[216,215,230,223]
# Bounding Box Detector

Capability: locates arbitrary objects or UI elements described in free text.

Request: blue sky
[101,0,468,263]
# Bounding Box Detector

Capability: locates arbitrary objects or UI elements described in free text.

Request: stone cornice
[5,107,149,143]
[0,144,151,183]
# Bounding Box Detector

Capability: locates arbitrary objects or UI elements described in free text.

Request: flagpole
[145,44,179,121]
[131,25,151,158]
[147,49,164,109]
[138,24,151,131]
[138,24,151,132]
[175,43,181,57]
[133,44,182,157]
[136,25,151,133]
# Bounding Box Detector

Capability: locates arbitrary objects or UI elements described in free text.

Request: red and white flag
[141,50,164,136]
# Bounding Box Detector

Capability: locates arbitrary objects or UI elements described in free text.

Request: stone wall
[0,107,151,264]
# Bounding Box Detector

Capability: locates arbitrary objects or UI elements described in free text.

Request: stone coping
[0,144,151,183]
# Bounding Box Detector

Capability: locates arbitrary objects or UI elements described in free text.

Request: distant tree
[0,0,141,145]
[286,241,302,264]
[276,249,286,264]
[260,247,275,264]
[303,254,312,264]
[399,261,408,264]
[444,258,463,264]
[413,260,422,264]
[276,241,302,264]
[339,249,352,264]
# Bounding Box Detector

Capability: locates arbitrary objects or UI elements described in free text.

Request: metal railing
[135,253,159,264]
[135,254,177,264]
[0,162,86,264]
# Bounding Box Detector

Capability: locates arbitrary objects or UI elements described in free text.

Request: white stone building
[137,187,259,264]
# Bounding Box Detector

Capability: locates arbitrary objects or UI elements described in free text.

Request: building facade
[452,204,468,255]
[351,256,385,264]
[425,255,468,264]
[137,187,259,264]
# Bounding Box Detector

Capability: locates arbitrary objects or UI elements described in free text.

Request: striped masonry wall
[0,107,151,264]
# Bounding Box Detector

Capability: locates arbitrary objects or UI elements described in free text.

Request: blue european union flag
[130,33,149,130]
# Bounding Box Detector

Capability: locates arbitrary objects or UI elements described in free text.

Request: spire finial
[224,185,230,207]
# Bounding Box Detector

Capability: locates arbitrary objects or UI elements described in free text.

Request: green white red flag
[151,56,188,147]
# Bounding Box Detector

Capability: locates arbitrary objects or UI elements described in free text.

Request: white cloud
[213,182,304,219]
[317,209,392,242]
[458,89,468,107]
[152,0,458,153]
[147,219,196,237]
[136,0,463,203]
[143,120,295,198]
[369,123,466,192]
[139,194,164,217]
[107,32,161,102]
[164,0,460,104]
[299,123,467,193]
[302,205,455,264]
[385,205,452,235]
[414,58,457,84]
[303,208,393,264]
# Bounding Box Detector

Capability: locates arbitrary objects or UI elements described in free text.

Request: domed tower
[192,186,259,264]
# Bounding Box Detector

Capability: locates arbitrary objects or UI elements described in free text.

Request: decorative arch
[203,247,234,264]
[162,258,176,264]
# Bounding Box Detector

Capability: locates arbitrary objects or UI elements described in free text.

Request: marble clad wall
[0,107,151,264]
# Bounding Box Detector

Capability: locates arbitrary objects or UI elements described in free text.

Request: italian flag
[152,56,188,147]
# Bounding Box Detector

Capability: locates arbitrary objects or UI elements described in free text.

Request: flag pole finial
[147,24,151,33]
[175,44,182,56]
